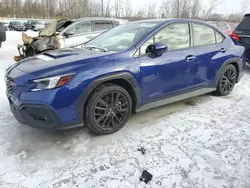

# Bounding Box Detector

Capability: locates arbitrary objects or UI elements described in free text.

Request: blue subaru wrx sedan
[5,19,245,134]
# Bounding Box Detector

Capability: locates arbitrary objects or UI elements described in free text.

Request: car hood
[15,48,113,77]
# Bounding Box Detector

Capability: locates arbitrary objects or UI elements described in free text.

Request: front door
[139,23,201,103]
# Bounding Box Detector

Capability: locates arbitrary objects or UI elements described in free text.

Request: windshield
[31,21,42,24]
[13,22,22,25]
[85,22,161,52]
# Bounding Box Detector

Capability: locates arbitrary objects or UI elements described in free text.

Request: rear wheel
[85,83,132,135]
[214,64,237,96]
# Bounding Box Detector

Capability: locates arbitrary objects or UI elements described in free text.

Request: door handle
[220,48,227,53]
[186,55,196,62]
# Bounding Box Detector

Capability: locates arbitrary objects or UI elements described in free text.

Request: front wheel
[85,83,132,135]
[214,64,237,96]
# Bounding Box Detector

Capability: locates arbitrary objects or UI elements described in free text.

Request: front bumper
[10,102,60,129]
[9,101,83,129]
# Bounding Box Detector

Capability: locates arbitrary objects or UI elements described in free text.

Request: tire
[214,64,237,96]
[85,83,132,135]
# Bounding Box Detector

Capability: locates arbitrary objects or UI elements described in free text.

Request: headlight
[31,74,74,91]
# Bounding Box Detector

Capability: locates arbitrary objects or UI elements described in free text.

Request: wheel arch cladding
[216,57,241,85]
[75,72,141,122]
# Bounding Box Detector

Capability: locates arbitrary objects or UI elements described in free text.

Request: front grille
[5,75,15,97]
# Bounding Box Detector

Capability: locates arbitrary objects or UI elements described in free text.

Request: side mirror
[64,31,74,37]
[146,42,168,58]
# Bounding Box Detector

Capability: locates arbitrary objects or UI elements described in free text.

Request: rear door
[192,23,230,87]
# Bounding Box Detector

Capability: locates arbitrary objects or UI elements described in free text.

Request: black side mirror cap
[146,42,168,58]
[64,31,74,37]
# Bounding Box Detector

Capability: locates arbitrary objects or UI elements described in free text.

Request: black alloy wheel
[85,83,132,135]
[93,91,129,131]
[215,64,237,96]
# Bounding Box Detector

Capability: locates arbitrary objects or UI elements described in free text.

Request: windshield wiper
[83,46,108,52]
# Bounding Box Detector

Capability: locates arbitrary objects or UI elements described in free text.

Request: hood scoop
[43,48,83,59]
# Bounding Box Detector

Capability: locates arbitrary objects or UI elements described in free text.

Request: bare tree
[123,0,133,18]
[203,0,221,20]
[160,0,172,18]
[0,0,241,22]
[146,2,157,18]
[241,0,249,15]
[226,13,242,22]
[114,0,122,17]
[189,0,202,19]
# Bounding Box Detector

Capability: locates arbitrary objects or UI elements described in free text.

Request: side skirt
[136,88,216,112]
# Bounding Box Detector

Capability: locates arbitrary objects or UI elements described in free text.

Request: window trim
[214,29,225,44]
[61,20,92,36]
[191,22,226,48]
[91,20,113,32]
[135,22,192,58]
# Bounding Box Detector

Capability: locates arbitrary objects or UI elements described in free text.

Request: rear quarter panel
[195,35,245,87]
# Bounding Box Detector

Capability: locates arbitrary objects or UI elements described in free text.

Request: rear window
[12,22,21,25]
[92,20,113,32]
[236,16,250,31]
[217,23,229,30]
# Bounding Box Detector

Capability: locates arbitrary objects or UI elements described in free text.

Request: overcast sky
[203,0,248,14]
[133,0,250,15]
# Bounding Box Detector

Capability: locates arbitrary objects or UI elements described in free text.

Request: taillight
[226,30,232,35]
[229,33,240,41]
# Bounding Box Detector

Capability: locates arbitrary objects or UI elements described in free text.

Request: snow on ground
[1,31,250,188]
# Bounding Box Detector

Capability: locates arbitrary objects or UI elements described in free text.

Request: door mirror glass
[146,42,168,57]
[64,31,74,37]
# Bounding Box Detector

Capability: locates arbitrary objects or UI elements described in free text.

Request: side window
[66,21,91,35]
[92,20,113,32]
[215,31,224,43]
[193,24,216,46]
[140,23,190,55]
[112,21,120,27]
[217,23,229,31]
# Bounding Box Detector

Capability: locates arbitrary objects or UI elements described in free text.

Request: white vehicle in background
[14,17,129,61]
[56,17,129,48]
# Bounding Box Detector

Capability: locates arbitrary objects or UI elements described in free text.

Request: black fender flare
[75,72,142,122]
[215,57,242,85]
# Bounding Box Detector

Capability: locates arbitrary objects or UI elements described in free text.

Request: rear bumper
[9,101,83,130]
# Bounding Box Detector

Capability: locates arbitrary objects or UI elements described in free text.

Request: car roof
[132,18,208,24]
[71,17,129,23]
